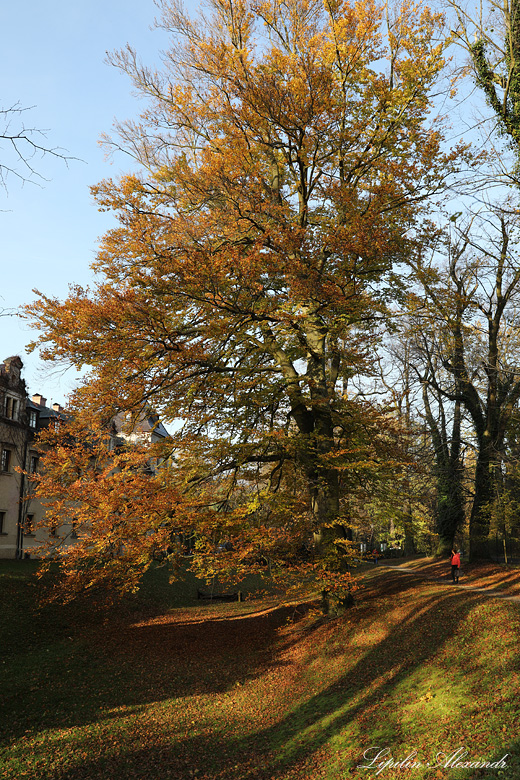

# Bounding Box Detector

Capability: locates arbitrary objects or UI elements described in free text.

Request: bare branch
[0,102,77,191]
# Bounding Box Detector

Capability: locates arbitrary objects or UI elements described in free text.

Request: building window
[24,515,35,536]
[29,410,37,428]
[0,511,5,534]
[4,397,18,420]
[29,455,39,474]
[1,448,11,472]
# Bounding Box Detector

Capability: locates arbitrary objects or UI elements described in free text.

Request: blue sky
[0,0,502,408]
[1,0,195,404]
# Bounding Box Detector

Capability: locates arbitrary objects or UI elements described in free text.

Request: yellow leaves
[418,686,434,702]
[23,0,465,604]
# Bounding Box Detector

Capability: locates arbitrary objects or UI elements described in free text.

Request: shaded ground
[1,560,519,779]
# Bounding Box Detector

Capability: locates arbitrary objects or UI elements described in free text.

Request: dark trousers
[451,565,459,582]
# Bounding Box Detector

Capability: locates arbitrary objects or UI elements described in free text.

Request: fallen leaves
[2,563,520,779]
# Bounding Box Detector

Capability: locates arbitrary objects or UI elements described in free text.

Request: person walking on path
[450,548,461,584]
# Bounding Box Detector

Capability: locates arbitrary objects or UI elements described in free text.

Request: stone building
[0,356,169,559]
[0,356,66,559]
[0,356,30,558]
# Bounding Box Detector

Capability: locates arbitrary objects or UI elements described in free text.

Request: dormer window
[29,410,37,428]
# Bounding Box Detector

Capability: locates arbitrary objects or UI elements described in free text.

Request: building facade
[0,356,29,558]
[0,356,169,560]
[0,356,67,559]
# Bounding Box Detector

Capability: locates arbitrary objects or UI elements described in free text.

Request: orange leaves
[22,0,467,602]
[28,414,184,595]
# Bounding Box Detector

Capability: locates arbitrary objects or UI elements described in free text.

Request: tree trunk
[435,468,465,555]
[469,442,495,560]
[309,462,354,614]
[311,466,341,548]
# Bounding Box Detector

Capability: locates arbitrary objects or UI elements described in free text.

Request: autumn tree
[28,415,189,598]
[27,0,461,600]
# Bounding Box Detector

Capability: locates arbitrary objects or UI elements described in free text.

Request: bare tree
[410,211,520,559]
[381,330,466,556]
[0,102,72,191]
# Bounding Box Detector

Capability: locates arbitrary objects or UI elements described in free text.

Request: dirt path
[377,558,520,602]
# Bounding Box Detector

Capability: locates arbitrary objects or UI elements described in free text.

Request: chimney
[52,403,63,413]
[31,394,47,408]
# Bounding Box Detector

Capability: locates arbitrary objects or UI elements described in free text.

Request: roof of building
[113,411,169,439]
[26,398,64,419]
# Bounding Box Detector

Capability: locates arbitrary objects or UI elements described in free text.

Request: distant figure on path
[450,548,460,584]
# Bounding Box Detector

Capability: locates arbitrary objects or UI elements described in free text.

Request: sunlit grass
[1,561,519,779]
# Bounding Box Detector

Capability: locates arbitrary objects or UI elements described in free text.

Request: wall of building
[0,357,68,559]
[0,356,168,560]
[0,357,28,559]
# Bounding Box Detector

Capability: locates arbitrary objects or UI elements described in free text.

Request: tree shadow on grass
[0,600,310,748]
[228,589,485,779]
[9,572,508,780]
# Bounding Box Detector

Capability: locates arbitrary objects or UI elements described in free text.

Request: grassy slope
[0,560,519,780]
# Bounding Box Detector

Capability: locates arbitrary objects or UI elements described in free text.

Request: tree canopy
[26,0,464,602]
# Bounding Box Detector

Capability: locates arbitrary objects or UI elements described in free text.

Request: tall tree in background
[27,0,461,599]
[410,213,520,559]
[382,331,465,555]
[421,378,465,555]
[450,0,520,168]
[409,331,466,555]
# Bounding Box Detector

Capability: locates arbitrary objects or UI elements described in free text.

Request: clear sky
[0,0,504,409]
[1,0,195,405]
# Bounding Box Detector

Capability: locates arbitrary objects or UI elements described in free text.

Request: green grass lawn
[0,560,519,779]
